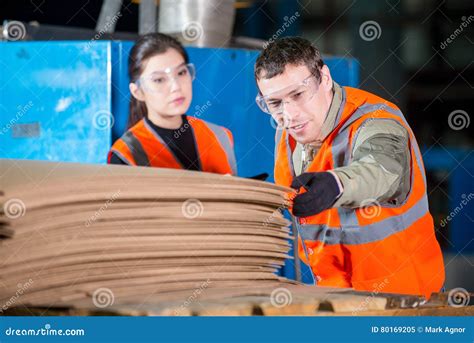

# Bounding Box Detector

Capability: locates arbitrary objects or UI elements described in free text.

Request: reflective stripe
[275,128,283,160]
[291,216,316,285]
[337,207,359,228]
[333,86,347,127]
[299,195,429,245]
[189,126,203,171]
[121,131,150,166]
[331,129,351,168]
[299,223,339,245]
[110,149,132,165]
[143,119,185,169]
[340,103,394,132]
[205,122,238,175]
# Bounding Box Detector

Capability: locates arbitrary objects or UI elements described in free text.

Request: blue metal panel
[0,41,112,163]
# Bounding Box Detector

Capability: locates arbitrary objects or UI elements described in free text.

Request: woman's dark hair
[128,33,189,128]
[255,37,324,82]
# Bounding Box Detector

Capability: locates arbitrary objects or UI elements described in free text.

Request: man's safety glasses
[255,75,319,122]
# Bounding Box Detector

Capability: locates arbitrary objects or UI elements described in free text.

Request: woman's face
[130,48,193,118]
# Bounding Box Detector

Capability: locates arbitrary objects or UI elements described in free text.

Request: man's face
[257,64,334,144]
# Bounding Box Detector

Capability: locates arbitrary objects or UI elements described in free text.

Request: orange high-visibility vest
[274,87,445,298]
[108,116,237,175]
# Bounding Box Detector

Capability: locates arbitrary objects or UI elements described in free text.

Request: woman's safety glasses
[138,63,196,93]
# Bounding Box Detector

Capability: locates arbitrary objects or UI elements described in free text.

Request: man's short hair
[255,37,325,81]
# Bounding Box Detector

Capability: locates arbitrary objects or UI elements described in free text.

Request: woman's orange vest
[274,87,444,298]
[108,116,237,175]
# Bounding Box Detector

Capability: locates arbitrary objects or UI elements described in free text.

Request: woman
[108,33,237,175]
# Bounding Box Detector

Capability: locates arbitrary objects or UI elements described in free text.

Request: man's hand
[290,172,342,217]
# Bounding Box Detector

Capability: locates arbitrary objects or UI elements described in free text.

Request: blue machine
[0,41,112,163]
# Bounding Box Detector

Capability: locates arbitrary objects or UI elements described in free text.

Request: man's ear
[320,65,333,91]
[129,82,146,102]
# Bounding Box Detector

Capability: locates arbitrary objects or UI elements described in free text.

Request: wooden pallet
[3,289,472,317]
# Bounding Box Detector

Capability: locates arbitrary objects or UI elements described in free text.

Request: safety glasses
[138,63,196,94]
[255,75,319,123]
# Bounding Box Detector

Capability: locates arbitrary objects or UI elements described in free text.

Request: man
[254,37,444,298]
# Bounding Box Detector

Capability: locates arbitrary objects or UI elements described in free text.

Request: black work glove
[245,173,269,181]
[290,172,342,217]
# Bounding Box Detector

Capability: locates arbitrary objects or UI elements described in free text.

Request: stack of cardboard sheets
[0,159,296,308]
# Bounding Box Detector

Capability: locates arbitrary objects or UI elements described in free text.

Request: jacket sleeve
[332,119,411,208]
